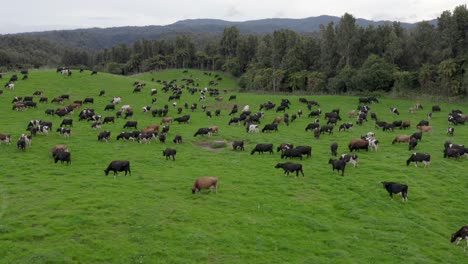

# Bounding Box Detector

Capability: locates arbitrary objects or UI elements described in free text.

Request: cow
[17,137,26,151]
[194,128,212,137]
[417,125,433,133]
[406,153,431,167]
[247,124,259,133]
[60,119,73,127]
[163,148,176,160]
[0,134,11,145]
[51,144,69,158]
[160,117,173,125]
[123,121,137,129]
[381,182,408,202]
[54,151,71,164]
[408,137,418,151]
[339,123,353,132]
[432,105,441,112]
[444,148,461,159]
[39,97,48,103]
[104,161,131,176]
[308,109,321,117]
[275,163,304,177]
[228,117,242,125]
[319,125,334,135]
[251,144,273,155]
[112,97,122,104]
[447,127,454,136]
[295,146,312,158]
[104,104,115,111]
[340,154,358,167]
[227,141,243,151]
[348,139,369,152]
[305,123,320,132]
[411,132,423,141]
[417,120,429,127]
[330,142,338,156]
[262,124,278,133]
[102,116,115,124]
[192,177,218,194]
[390,107,400,115]
[56,127,71,138]
[83,98,94,104]
[328,159,346,176]
[277,143,294,154]
[99,90,105,96]
[392,135,411,144]
[173,135,182,144]
[281,148,303,160]
[451,226,468,251]
[401,120,411,129]
[98,131,111,142]
[174,115,190,124]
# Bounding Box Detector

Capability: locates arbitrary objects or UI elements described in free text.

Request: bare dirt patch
[196,140,228,151]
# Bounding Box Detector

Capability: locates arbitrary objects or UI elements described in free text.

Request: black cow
[330,142,338,156]
[295,146,312,158]
[406,153,431,167]
[328,159,346,176]
[98,131,111,142]
[163,148,176,160]
[451,226,468,251]
[308,109,321,117]
[228,117,242,125]
[54,151,71,164]
[339,123,353,131]
[99,90,105,96]
[408,137,418,151]
[432,105,441,112]
[319,125,334,135]
[275,163,304,177]
[104,104,115,111]
[17,138,26,151]
[447,127,454,136]
[228,95,236,101]
[173,135,182,144]
[193,128,212,137]
[83,98,94,104]
[251,144,273,155]
[103,116,115,124]
[411,132,423,141]
[174,115,190,124]
[232,141,244,151]
[262,124,278,133]
[417,120,429,127]
[381,182,408,202]
[305,123,320,131]
[281,148,303,160]
[60,119,73,127]
[104,161,131,176]
[123,121,137,129]
[444,148,461,159]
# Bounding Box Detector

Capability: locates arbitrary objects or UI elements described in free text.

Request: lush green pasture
[0,69,467,263]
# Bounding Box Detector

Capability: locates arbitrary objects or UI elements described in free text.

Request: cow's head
[451,233,458,243]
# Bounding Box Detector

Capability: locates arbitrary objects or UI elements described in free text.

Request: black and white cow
[340,154,358,167]
[451,226,468,251]
[381,181,408,202]
[56,127,71,138]
[232,141,244,151]
[173,135,183,144]
[104,160,131,176]
[406,153,431,167]
[98,131,111,142]
[339,123,353,132]
[447,127,454,136]
[0,134,11,145]
[60,119,73,127]
[247,124,259,133]
[123,121,137,129]
[275,163,304,177]
[262,124,278,133]
[390,107,400,115]
[193,128,212,137]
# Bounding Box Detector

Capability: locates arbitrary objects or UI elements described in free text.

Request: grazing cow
[328,159,346,176]
[408,137,418,151]
[192,177,218,194]
[162,125,170,134]
[228,95,236,101]
[272,116,282,124]
[319,125,334,135]
[51,144,69,158]
[174,115,190,124]
[251,144,273,155]
[91,71,98,75]
[295,146,312,158]
[104,161,131,176]
[0,134,12,145]
[57,127,71,138]
[99,90,105,96]
[447,127,454,136]
[17,137,26,151]
[83,98,94,104]
[281,148,303,160]
[275,163,304,177]
[402,120,411,129]
[158,134,166,143]
[417,120,429,127]
[54,151,71,164]
[123,121,137,129]
[406,153,431,167]
[262,124,278,133]
[308,109,321,117]
[150,89,157,96]
[112,97,122,104]
[432,105,441,112]
[392,135,411,144]
[340,154,358,167]
[348,139,369,152]
[228,117,242,125]
[411,131,423,141]
[247,124,259,133]
[390,107,400,115]
[97,131,111,142]
[39,97,48,103]
[60,119,73,127]
[444,148,461,159]
[417,125,433,133]
[277,143,294,153]
[102,116,115,124]
[339,123,353,132]
[381,182,408,202]
[163,148,176,160]
[330,142,338,156]
[375,121,388,129]
[173,135,183,144]
[305,123,320,132]
[451,226,468,251]
[232,141,245,151]
[104,104,115,111]
[194,128,212,137]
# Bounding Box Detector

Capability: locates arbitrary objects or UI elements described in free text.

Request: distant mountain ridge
[10,16,437,50]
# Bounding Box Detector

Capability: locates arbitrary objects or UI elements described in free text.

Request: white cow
[112,97,122,104]
[248,124,259,133]
[242,105,250,113]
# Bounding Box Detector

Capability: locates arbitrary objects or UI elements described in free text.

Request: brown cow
[348,139,369,152]
[191,177,218,194]
[160,117,173,125]
[417,125,433,133]
[51,144,69,158]
[272,116,282,124]
[0,134,11,144]
[145,124,160,132]
[392,135,411,144]
[209,126,219,134]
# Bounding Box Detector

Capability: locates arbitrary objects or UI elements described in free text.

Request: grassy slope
[0,69,467,263]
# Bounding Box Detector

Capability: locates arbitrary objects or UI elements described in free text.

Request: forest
[0,5,467,99]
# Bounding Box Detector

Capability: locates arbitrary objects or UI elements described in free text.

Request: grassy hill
[0,69,467,263]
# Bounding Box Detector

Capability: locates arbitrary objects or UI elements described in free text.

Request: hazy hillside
[10,16,435,50]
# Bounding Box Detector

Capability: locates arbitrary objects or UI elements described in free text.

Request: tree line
[0,5,467,98]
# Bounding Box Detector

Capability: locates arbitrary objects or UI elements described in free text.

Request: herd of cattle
[1,69,468,250]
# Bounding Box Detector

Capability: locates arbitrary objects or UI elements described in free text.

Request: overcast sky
[0,0,465,34]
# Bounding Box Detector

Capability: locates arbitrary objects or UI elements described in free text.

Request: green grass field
[0,69,467,263]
